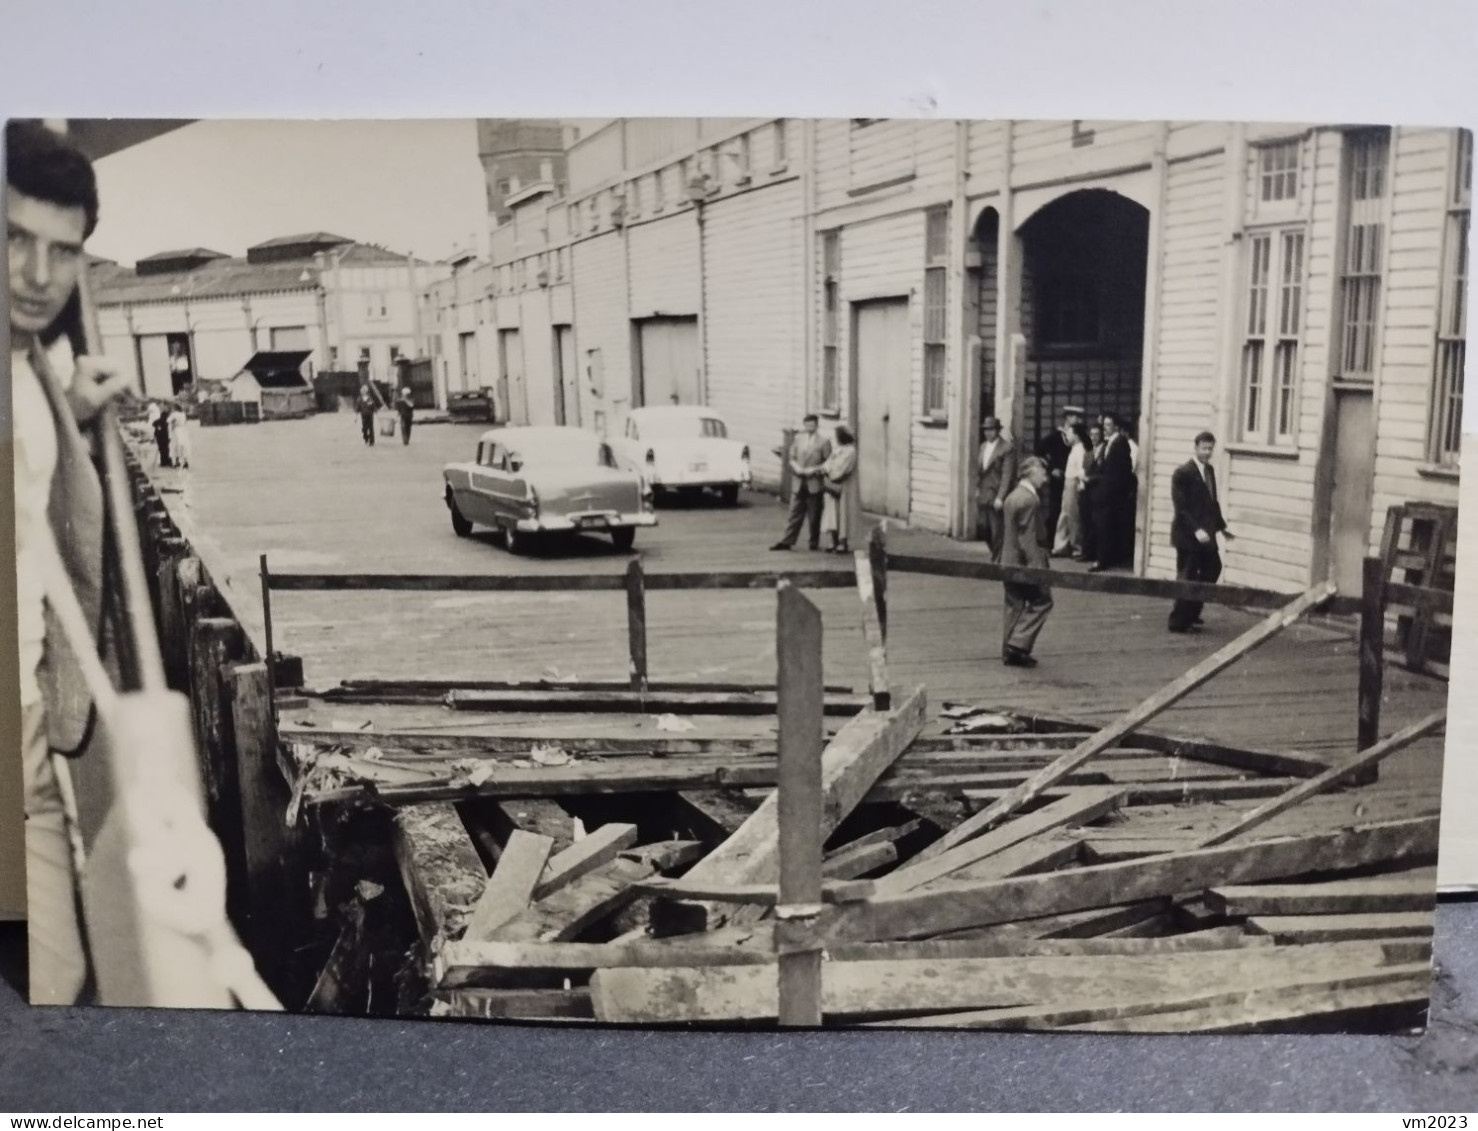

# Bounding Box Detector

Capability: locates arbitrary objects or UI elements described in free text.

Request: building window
[1239,229,1306,443]
[389,344,401,366]
[821,231,840,414]
[1259,140,1301,203]
[1339,129,1390,380]
[1431,128,1471,467]
[922,206,949,419]
[572,203,583,237]
[773,121,788,170]
[737,133,752,183]
[705,147,722,192]
[555,247,566,281]
[653,168,666,213]
[628,179,641,217]
[515,260,526,290]
[366,292,388,320]
[679,158,693,202]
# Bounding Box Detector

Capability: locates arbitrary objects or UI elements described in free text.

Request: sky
[88,119,491,266]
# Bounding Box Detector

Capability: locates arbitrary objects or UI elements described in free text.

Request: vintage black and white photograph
[8,114,1463,1031]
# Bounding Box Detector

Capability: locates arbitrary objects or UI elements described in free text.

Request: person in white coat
[167,401,192,469]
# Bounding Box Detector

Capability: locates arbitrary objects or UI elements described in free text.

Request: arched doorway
[1016,189,1150,447]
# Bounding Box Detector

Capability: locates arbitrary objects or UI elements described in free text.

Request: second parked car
[609,405,752,505]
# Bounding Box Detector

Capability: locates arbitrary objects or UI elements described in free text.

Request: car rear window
[512,437,619,469]
[643,416,729,440]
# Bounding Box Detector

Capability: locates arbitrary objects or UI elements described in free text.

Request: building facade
[93,232,449,398]
[447,117,1466,596]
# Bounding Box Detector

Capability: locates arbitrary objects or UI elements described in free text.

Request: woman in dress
[821,424,860,553]
[1076,421,1105,562]
[167,400,192,469]
[1052,421,1092,557]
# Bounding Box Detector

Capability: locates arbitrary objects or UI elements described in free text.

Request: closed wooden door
[1328,389,1377,595]
[500,329,528,425]
[135,334,173,399]
[852,298,912,518]
[637,317,700,407]
[554,325,576,427]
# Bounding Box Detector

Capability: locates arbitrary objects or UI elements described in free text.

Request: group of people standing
[769,413,861,554]
[357,382,417,447]
[979,406,1139,573]
[146,399,191,469]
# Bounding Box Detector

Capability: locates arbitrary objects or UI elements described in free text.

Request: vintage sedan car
[443,426,657,553]
[609,405,752,504]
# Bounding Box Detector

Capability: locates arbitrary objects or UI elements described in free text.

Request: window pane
[1281,232,1305,336]
[822,347,839,412]
[1242,341,1264,435]
[924,267,947,343]
[1275,340,1298,437]
[926,208,949,262]
[1247,236,1270,335]
[924,344,946,414]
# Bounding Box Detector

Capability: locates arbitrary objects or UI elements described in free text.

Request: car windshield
[508,436,618,470]
[641,415,728,440]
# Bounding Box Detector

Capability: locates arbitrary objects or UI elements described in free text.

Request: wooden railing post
[260,554,276,717]
[1358,555,1385,752]
[775,582,825,1027]
[625,558,648,693]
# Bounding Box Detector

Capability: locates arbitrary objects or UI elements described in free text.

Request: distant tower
[476,119,568,225]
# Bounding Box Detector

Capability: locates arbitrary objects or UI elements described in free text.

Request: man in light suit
[9,121,132,1003]
[770,414,832,552]
[1168,431,1234,633]
[999,456,1055,667]
[976,416,1016,561]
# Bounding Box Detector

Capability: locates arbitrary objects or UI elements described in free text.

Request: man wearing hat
[1000,456,1055,667]
[394,385,416,445]
[977,415,1016,561]
[1035,405,1084,539]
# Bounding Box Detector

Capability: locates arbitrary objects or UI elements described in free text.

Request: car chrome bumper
[516,511,660,533]
[650,472,751,488]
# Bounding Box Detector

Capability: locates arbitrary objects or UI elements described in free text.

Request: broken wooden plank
[588,939,1404,1024]
[636,876,874,906]
[484,798,576,858]
[821,840,899,880]
[445,687,870,716]
[463,830,555,942]
[823,816,1440,943]
[1060,968,1432,1033]
[916,835,1081,889]
[878,964,1432,1031]
[878,787,1123,894]
[919,583,1337,861]
[1246,912,1435,944]
[533,823,639,900]
[392,803,487,954]
[673,790,758,841]
[1206,877,1437,917]
[825,820,922,858]
[620,840,707,872]
[1194,710,1447,848]
[680,687,928,894]
[488,857,654,944]
[959,779,1297,811]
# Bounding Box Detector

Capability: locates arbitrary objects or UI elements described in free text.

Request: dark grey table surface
[1,905,1474,1113]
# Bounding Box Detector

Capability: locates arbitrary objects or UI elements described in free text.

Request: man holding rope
[8,120,132,1003]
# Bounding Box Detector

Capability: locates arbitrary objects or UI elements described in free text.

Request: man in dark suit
[1090,412,1136,572]
[770,414,832,551]
[976,416,1016,561]
[999,456,1055,667]
[1034,405,1083,540]
[1168,431,1234,633]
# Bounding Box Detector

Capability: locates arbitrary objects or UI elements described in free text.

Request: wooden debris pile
[278,548,1444,1032]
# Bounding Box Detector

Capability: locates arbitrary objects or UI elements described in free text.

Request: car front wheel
[717,484,740,506]
[447,492,473,537]
[504,523,531,555]
[610,527,636,552]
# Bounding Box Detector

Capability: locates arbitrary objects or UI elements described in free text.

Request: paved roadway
[149,412,1449,776]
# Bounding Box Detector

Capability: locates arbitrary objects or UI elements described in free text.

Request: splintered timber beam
[587,940,1409,1025]
[483,857,655,944]
[533,822,639,900]
[821,816,1439,944]
[885,552,1360,617]
[676,687,928,891]
[1194,710,1447,849]
[876,786,1123,894]
[392,803,487,954]
[919,582,1337,860]
[1205,877,1437,917]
